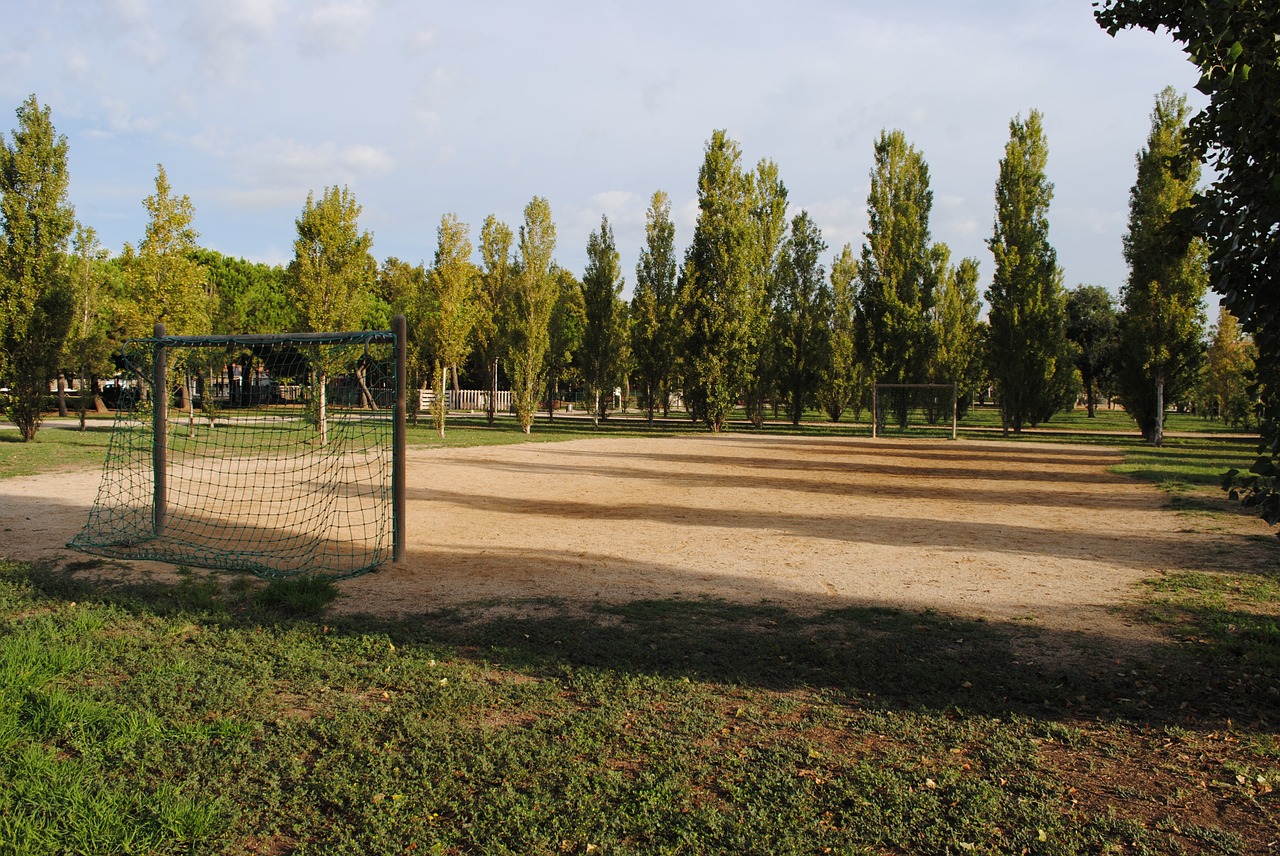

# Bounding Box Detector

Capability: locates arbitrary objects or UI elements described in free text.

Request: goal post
[871,383,958,440]
[70,318,407,580]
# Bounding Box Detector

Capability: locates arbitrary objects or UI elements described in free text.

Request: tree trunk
[1152,371,1165,446]
[57,372,69,417]
[487,358,499,425]
[435,360,446,439]
[1084,373,1096,418]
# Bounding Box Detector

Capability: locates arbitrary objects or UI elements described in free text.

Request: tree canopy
[0,94,75,440]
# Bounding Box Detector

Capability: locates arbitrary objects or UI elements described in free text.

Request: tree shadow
[15,553,1278,736]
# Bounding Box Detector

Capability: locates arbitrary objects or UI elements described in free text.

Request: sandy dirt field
[2,432,1271,647]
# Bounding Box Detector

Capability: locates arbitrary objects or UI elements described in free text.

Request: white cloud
[295,0,375,56]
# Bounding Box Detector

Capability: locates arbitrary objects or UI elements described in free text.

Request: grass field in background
[1,406,1277,852]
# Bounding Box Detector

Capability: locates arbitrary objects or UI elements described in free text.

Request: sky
[2,0,1205,303]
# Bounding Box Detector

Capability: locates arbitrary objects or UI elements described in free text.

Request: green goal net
[69,321,406,580]
[871,383,958,440]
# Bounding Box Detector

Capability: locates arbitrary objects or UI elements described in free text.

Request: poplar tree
[0,94,75,441]
[288,184,376,443]
[678,130,754,431]
[545,266,584,420]
[1095,0,1280,526]
[379,256,429,421]
[986,110,1075,433]
[476,215,514,424]
[743,159,788,427]
[1115,87,1207,445]
[1202,306,1255,429]
[817,244,862,422]
[65,225,116,427]
[423,213,478,437]
[929,247,984,416]
[855,129,938,387]
[506,196,557,434]
[773,211,827,425]
[120,165,210,337]
[580,215,626,424]
[631,191,679,423]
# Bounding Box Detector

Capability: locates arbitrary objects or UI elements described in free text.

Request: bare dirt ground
[4,432,1272,648]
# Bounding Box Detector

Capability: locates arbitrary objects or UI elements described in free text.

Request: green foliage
[119,164,210,338]
[985,110,1076,433]
[64,226,117,428]
[742,159,789,428]
[0,95,76,442]
[631,191,680,423]
[507,196,558,434]
[545,266,584,419]
[1065,285,1118,418]
[855,129,937,387]
[196,248,292,335]
[476,215,516,425]
[379,256,431,416]
[1096,0,1280,525]
[678,130,755,432]
[928,248,984,417]
[816,244,863,422]
[1115,87,1208,444]
[1201,306,1256,429]
[580,215,627,424]
[773,211,828,425]
[287,185,376,335]
[424,213,479,437]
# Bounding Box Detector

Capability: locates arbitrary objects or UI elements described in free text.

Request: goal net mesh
[69,330,398,579]
[873,383,957,438]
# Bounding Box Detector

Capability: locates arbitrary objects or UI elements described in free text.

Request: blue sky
[3,1,1202,301]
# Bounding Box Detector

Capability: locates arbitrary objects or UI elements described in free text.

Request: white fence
[419,387,513,413]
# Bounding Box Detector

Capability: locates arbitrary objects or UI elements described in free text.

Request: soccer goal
[871,383,958,440]
[69,317,407,580]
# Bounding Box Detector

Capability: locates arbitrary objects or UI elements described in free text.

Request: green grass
[0,425,117,479]
[1,558,1276,853]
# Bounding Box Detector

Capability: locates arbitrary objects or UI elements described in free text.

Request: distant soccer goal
[871,383,958,440]
[69,318,407,580]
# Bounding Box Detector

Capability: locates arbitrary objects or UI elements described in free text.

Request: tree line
[0,87,1253,445]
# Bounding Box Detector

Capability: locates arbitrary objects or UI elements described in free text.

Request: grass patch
[0,425,117,479]
[256,575,340,616]
[0,559,1276,853]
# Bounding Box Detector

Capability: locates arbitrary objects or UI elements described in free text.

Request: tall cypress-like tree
[288,184,376,443]
[1095,0,1280,525]
[0,94,76,441]
[423,213,479,437]
[743,159,789,427]
[476,215,515,425]
[986,110,1075,433]
[929,246,984,416]
[1202,306,1255,429]
[678,130,754,431]
[1115,87,1207,445]
[855,129,938,387]
[817,244,862,422]
[773,211,828,425]
[506,196,557,434]
[580,215,626,425]
[121,165,210,337]
[65,225,117,427]
[545,266,585,421]
[631,191,679,424]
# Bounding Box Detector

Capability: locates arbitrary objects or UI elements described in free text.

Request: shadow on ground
[22,556,1280,734]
